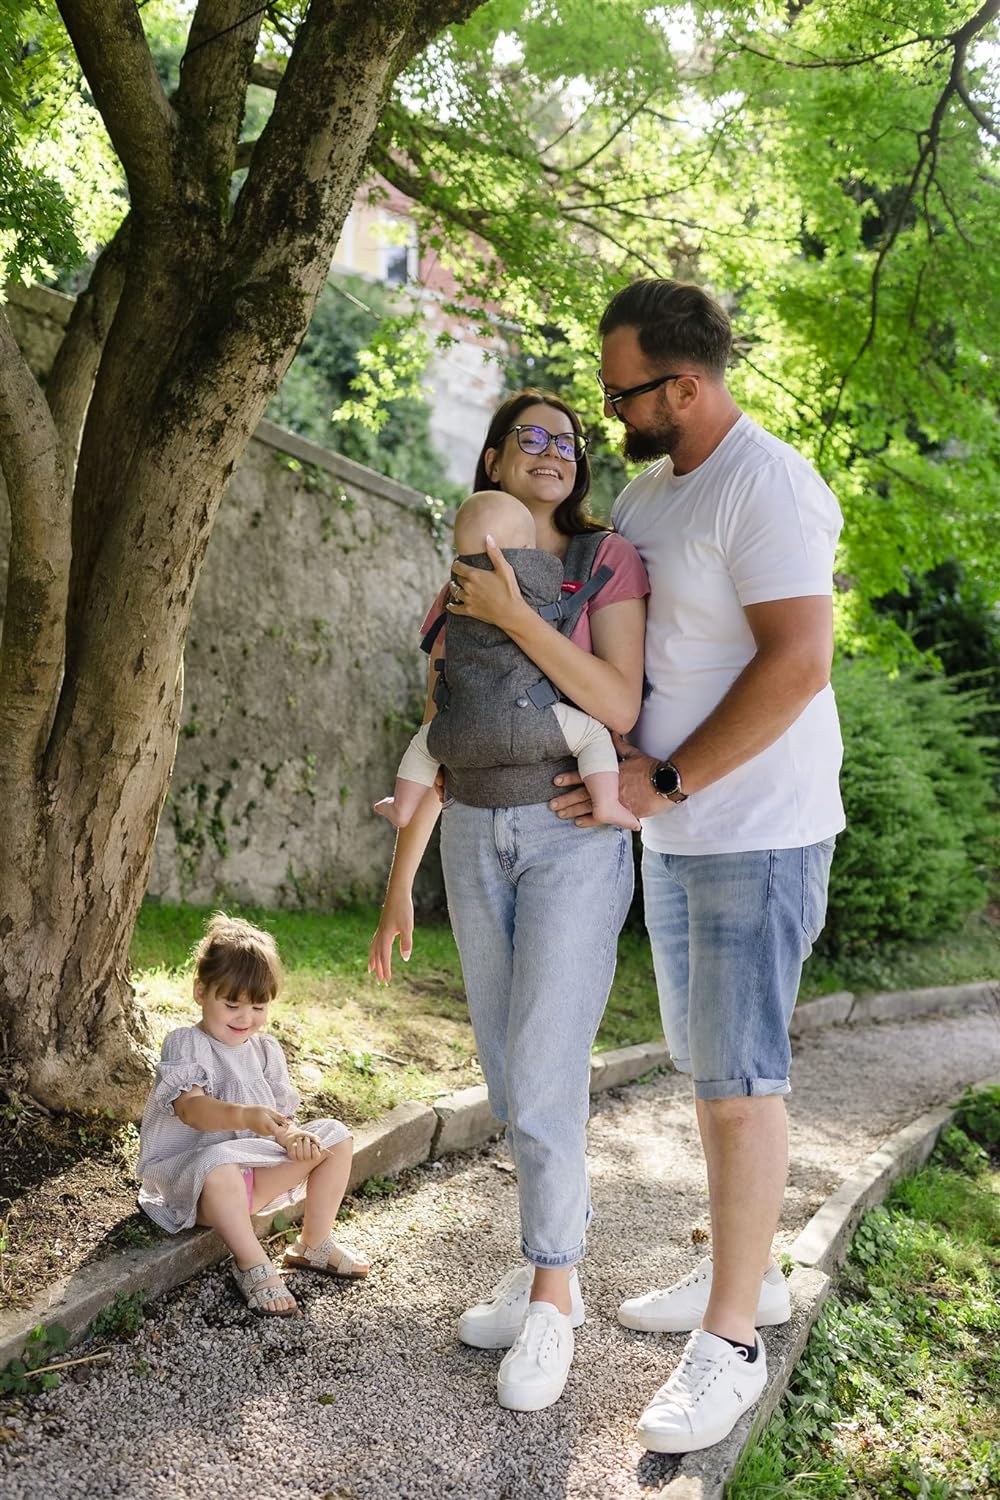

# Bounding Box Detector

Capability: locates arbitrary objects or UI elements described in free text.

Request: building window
[384,243,411,286]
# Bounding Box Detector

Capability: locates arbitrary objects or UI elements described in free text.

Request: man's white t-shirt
[612,411,846,855]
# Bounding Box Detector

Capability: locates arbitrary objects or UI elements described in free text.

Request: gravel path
[2,1003,998,1500]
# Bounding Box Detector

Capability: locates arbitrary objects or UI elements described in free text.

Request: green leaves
[1,2,128,282]
[0,1321,69,1394]
[6,0,997,637]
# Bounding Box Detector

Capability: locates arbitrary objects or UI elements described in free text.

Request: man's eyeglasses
[503,424,587,462]
[597,368,682,414]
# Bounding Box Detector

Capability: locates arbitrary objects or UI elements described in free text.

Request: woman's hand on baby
[448,537,527,631]
[368,892,414,984]
[551,736,659,824]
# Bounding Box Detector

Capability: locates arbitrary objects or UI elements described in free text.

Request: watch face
[653,762,681,797]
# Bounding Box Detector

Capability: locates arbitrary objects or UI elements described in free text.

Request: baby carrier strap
[536,529,614,637]
[419,529,613,656]
[421,612,447,656]
[527,529,616,709]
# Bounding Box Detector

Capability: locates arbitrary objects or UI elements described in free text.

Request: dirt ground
[0,1093,162,1314]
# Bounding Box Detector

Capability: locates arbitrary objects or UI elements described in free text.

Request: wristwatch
[650,759,688,803]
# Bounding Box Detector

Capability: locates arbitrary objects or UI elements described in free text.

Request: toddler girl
[137,912,367,1315]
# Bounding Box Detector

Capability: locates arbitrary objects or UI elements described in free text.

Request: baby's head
[193,912,282,1047]
[454,490,536,555]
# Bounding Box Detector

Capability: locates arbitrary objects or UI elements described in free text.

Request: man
[554,279,844,1452]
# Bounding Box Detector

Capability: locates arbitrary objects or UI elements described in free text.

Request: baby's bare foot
[592,802,641,832]
[373,797,407,827]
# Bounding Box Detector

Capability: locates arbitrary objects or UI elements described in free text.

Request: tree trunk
[0,0,485,1117]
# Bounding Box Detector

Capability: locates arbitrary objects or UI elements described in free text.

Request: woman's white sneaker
[636,1330,768,1453]
[618,1257,790,1333]
[496,1302,575,1411]
[459,1264,585,1349]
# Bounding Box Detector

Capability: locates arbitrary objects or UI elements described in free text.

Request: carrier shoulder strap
[537,529,615,637]
[420,612,447,655]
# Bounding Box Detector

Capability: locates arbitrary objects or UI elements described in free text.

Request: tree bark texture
[0,0,485,1115]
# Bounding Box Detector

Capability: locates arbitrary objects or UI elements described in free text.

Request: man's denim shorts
[641,839,836,1099]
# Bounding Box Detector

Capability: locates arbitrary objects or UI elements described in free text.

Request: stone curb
[789,1066,1000,1277]
[660,1065,1000,1500]
[789,978,997,1036]
[0,978,994,1375]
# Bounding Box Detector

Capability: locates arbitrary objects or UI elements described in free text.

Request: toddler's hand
[243,1105,292,1141]
[276,1123,325,1162]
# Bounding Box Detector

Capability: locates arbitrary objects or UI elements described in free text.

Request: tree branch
[817,0,1000,459]
[0,310,71,796]
[55,1,175,213]
[734,33,950,71]
[559,211,669,277]
[175,1,264,190]
[250,60,283,90]
[368,140,490,236]
[45,217,131,480]
[563,94,655,176]
[955,71,1000,141]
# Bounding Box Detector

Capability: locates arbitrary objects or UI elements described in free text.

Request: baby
[137,913,367,1316]
[374,490,638,830]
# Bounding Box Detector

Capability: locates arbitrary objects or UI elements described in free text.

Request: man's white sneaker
[618,1257,790,1334]
[459,1264,585,1349]
[496,1302,575,1411]
[636,1329,768,1453]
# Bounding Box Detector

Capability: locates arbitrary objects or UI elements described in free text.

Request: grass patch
[802,908,1000,1000]
[729,1087,1000,1499]
[132,902,998,1126]
[133,901,662,1125]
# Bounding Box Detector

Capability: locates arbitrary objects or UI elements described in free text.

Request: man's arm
[556,594,833,821]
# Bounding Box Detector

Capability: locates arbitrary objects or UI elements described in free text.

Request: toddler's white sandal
[283,1231,369,1279]
[231,1257,299,1316]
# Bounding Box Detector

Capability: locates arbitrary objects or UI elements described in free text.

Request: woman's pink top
[420,531,650,653]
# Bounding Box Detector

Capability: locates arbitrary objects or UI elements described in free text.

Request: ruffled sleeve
[152,1027,214,1113]
[260,1035,300,1117]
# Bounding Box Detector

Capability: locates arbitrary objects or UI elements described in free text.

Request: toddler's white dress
[137,1024,350,1232]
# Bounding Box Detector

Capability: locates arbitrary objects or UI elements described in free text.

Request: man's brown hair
[599,279,732,378]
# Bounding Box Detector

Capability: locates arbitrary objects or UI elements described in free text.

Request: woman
[368,390,648,1412]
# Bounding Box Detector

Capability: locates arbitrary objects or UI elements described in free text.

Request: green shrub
[953,1083,1000,1153]
[819,658,996,955]
[874,559,1000,744]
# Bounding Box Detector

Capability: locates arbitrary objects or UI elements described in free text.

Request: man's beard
[621,416,682,463]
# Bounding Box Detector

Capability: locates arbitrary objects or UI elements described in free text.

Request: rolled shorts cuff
[694,1075,791,1100]
[521,1235,586,1269]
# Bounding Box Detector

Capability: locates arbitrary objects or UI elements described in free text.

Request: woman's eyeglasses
[503,424,587,462]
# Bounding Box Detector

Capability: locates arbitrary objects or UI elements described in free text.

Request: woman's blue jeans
[440,801,633,1267]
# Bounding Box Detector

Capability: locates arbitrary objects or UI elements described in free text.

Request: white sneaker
[459,1263,585,1349]
[636,1329,768,1453]
[618,1257,790,1334]
[497,1302,575,1411]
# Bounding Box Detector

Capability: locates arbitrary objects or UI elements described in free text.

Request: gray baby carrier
[421,530,614,808]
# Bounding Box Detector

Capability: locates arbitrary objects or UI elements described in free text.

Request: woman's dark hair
[599,279,732,377]
[473,388,606,537]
